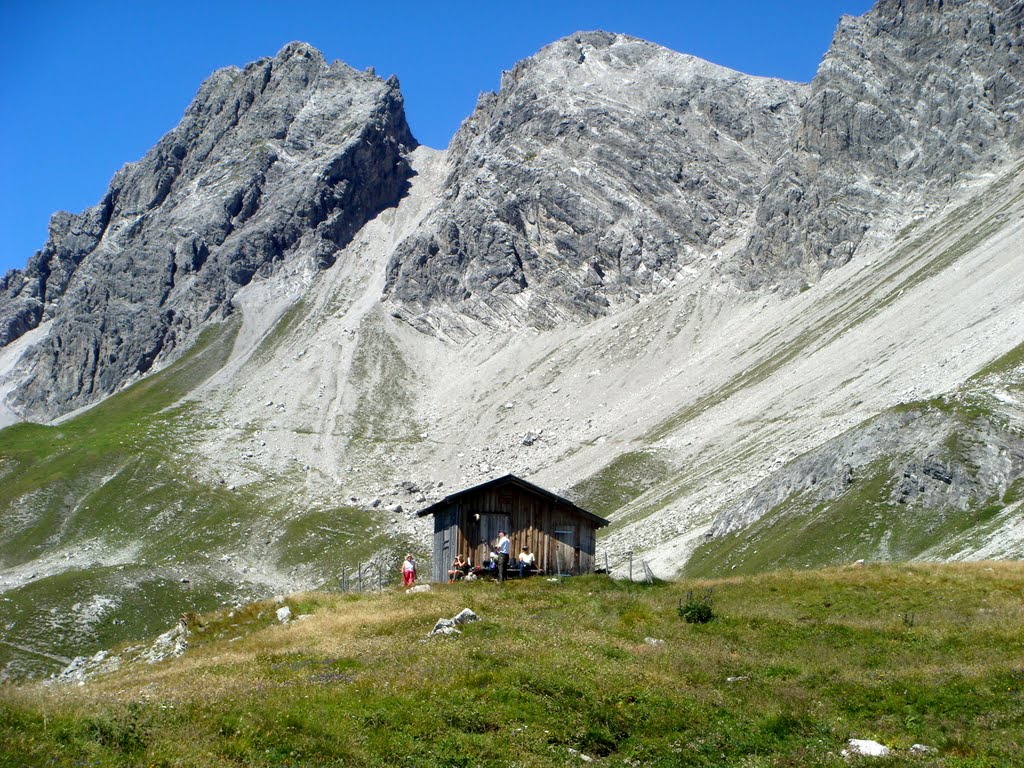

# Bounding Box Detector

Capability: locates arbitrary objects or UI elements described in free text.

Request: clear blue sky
[0,0,873,276]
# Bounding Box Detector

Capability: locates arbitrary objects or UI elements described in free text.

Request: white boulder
[841,739,890,758]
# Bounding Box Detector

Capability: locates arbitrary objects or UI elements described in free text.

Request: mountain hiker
[496,531,511,582]
[402,553,417,587]
[518,545,536,577]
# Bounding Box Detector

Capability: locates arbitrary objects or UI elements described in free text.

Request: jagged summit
[0,42,416,420]
[384,30,805,335]
[273,40,327,63]
[503,29,789,86]
[738,0,1024,289]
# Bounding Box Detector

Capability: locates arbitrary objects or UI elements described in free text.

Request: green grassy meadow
[1,563,1021,767]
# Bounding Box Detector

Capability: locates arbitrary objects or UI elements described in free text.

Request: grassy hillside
[1,563,1021,766]
[0,320,403,680]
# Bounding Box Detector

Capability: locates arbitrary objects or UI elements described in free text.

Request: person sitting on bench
[518,545,536,578]
[448,554,468,582]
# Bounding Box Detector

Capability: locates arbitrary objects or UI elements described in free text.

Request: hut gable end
[417,474,609,583]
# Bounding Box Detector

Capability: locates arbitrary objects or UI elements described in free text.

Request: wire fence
[599,549,656,583]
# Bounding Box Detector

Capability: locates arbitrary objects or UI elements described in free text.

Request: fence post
[358,563,363,593]
[627,551,633,583]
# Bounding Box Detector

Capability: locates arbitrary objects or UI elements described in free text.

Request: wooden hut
[416,474,610,583]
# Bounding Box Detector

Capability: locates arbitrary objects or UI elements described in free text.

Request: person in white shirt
[496,531,510,582]
[402,553,416,587]
[517,545,536,578]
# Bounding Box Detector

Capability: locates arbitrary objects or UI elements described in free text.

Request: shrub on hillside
[679,588,715,624]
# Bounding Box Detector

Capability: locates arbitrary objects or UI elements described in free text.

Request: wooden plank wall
[427,482,600,581]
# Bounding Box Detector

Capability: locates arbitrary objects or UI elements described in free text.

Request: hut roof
[416,474,610,527]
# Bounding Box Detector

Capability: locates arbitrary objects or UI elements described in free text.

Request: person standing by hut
[496,531,510,583]
[402,554,417,587]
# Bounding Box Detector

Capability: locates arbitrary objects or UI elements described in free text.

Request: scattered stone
[429,607,480,636]
[567,747,594,763]
[141,623,189,664]
[842,739,890,758]
[909,744,934,755]
[643,637,665,646]
[430,624,461,637]
[452,608,480,625]
[406,584,431,594]
[431,617,457,634]
[370,497,382,508]
[385,503,404,514]
[853,559,866,567]
[276,606,293,623]
[57,656,91,686]
[726,675,750,683]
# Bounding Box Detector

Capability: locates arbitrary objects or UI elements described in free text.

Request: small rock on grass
[430,618,459,637]
[429,608,481,637]
[841,739,890,758]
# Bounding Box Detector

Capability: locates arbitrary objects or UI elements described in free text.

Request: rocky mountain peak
[385,32,806,335]
[274,40,326,64]
[738,0,1024,290]
[0,42,416,420]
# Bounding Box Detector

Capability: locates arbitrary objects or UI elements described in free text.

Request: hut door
[554,526,577,575]
[440,526,453,580]
[478,514,510,565]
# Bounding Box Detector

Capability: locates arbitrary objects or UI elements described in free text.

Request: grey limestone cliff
[738,0,1024,290]
[384,31,805,334]
[1,42,415,420]
[707,403,1024,543]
